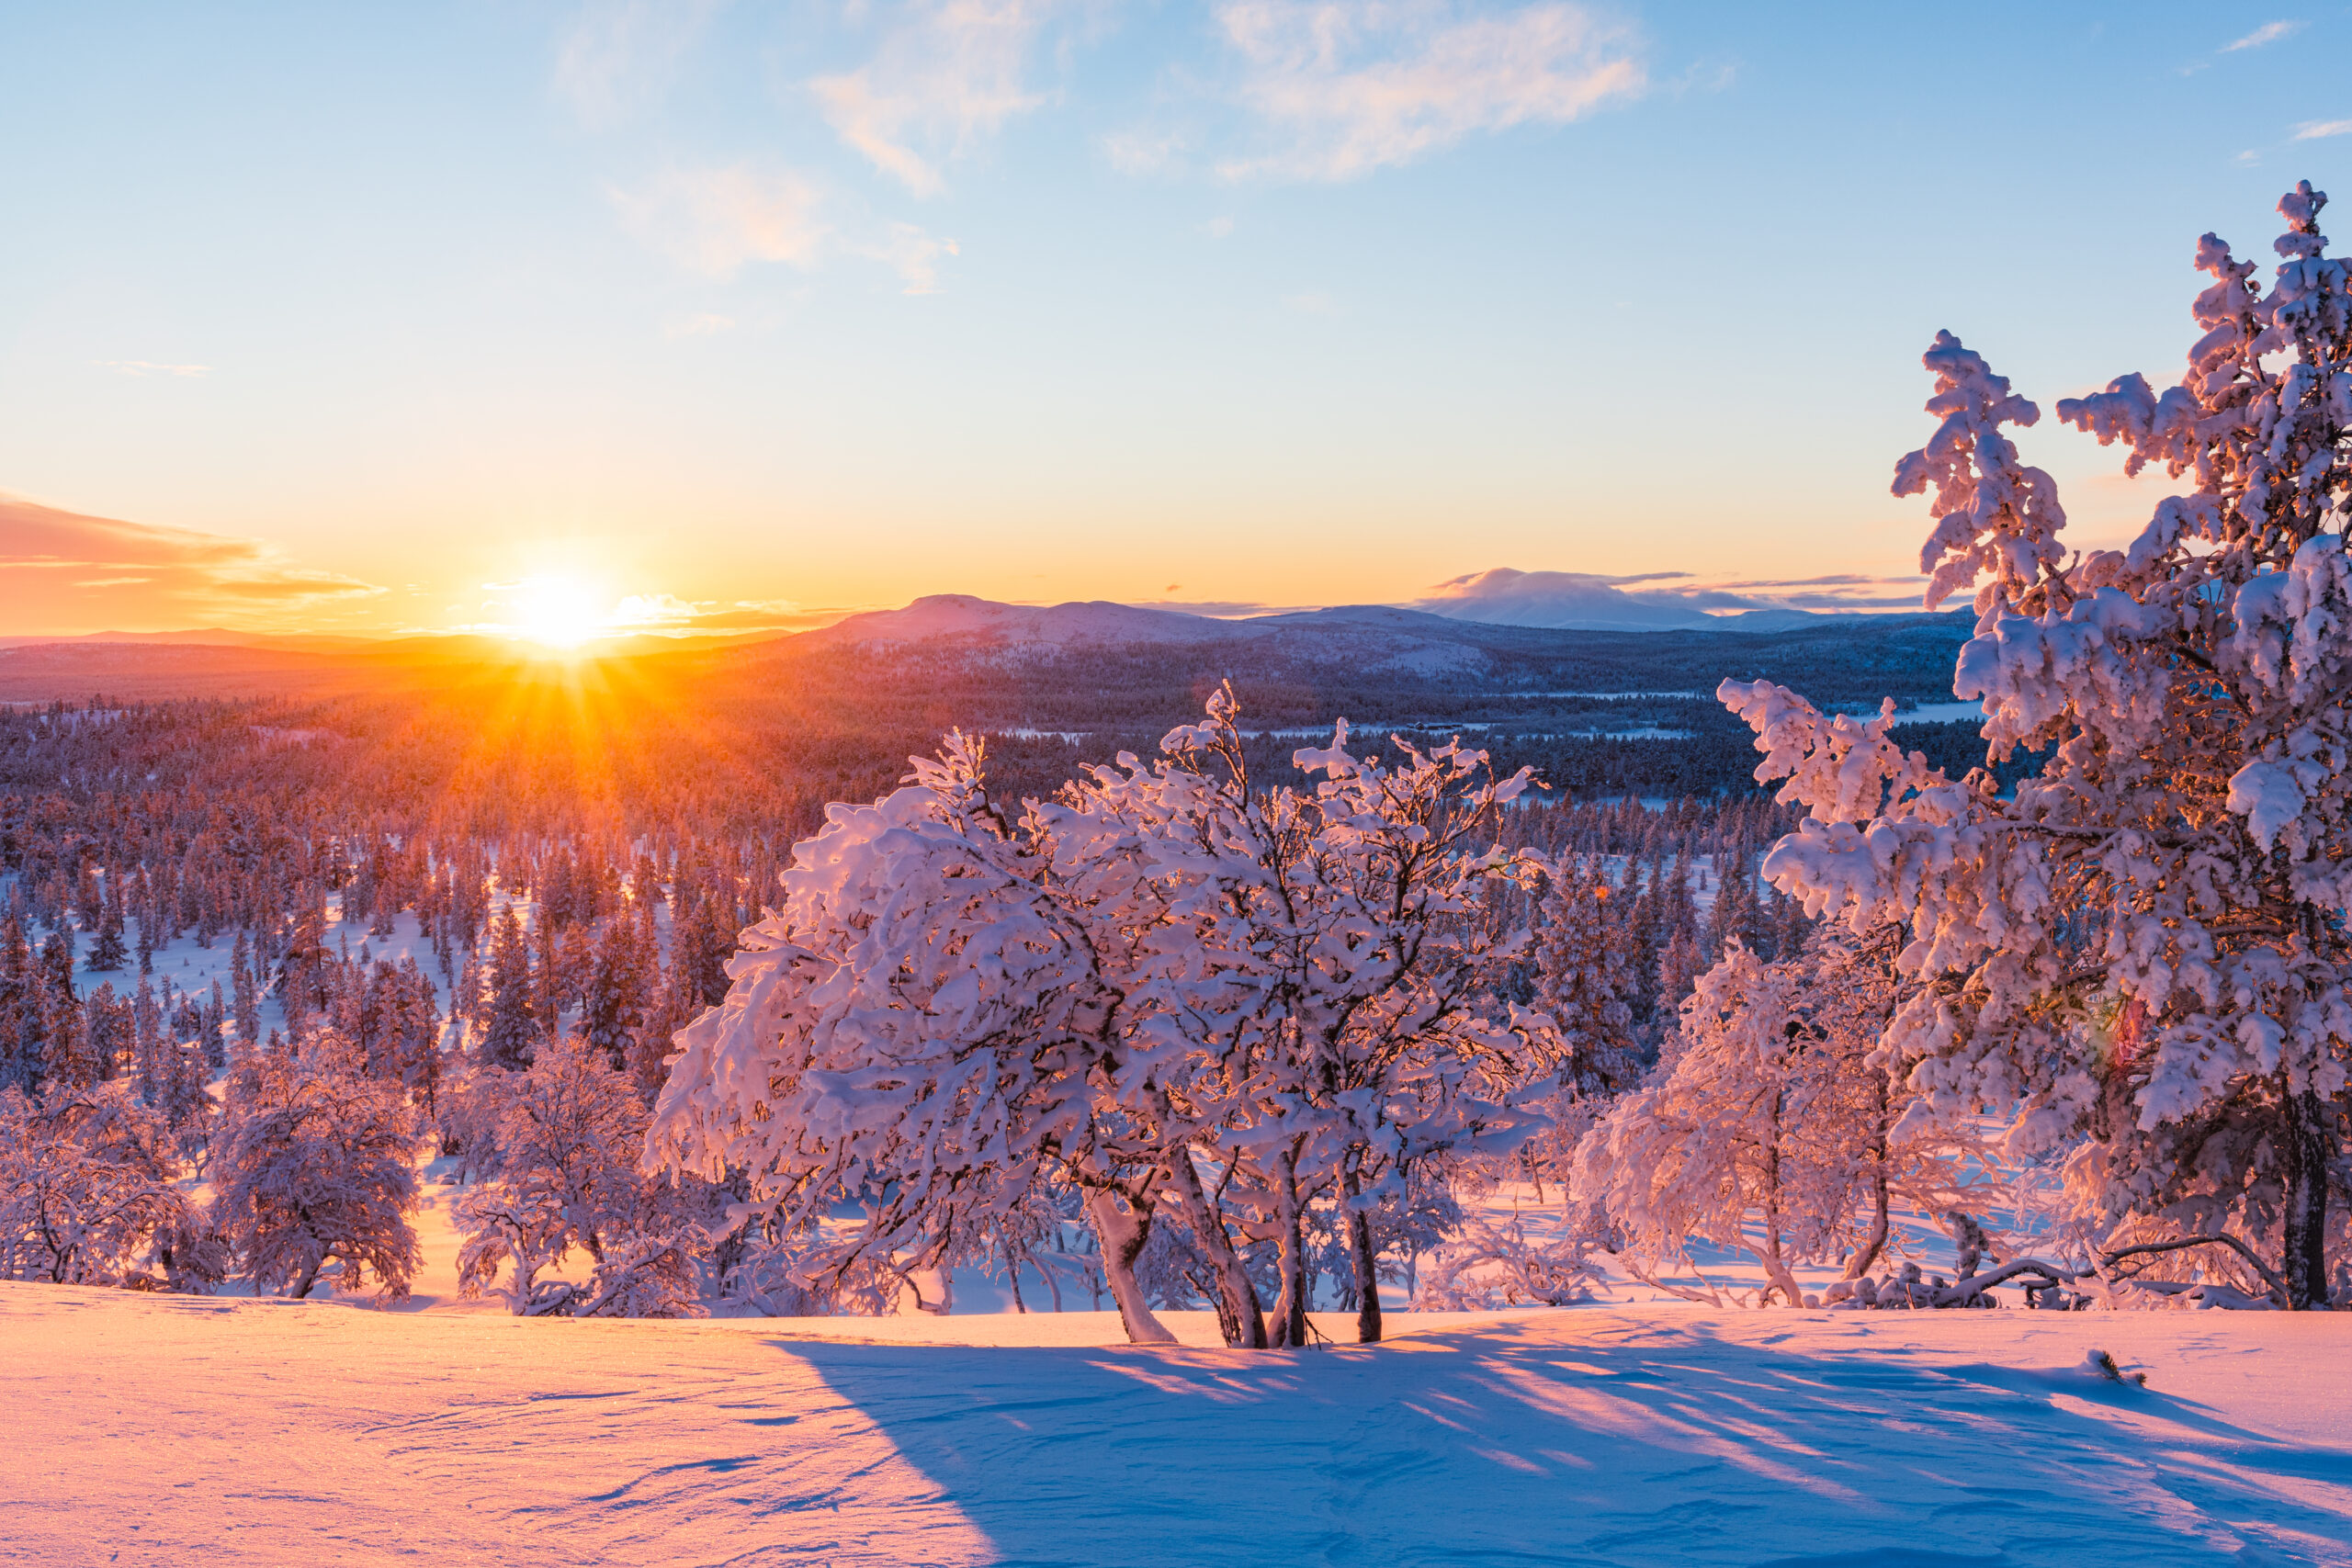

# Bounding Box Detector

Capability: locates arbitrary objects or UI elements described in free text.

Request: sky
[2,1,2348,638]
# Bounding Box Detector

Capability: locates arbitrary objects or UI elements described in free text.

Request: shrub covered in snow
[0,1082,191,1287]
[648,687,1563,1345]
[211,1031,423,1302]
[455,1036,707,1317]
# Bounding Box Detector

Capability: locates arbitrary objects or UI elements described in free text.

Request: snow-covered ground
[4,1284,2346,1566]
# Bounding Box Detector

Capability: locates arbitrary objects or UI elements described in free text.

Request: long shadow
[734,1315,2352,1568]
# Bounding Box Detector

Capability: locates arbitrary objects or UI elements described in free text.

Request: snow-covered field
[4,1285,2346,1567]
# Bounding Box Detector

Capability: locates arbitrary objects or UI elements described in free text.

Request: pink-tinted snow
[5,1285,2346,1566]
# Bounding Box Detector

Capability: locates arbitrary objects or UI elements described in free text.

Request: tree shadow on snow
[746,1316,2352,1568]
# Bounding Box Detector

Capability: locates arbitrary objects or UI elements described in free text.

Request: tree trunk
[1163,1151,1266,1348]
[2279,1081,2333,1311]
[1349,1205,1383,1342]
[1270,1147,1307,1349]
[1845,1075,1892,1280]
[1345,1166,1374,1354]
[1083,1189,1176,1345]
[1760,1088,1804,1306]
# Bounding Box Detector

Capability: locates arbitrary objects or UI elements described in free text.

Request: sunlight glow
[509,574,608,649]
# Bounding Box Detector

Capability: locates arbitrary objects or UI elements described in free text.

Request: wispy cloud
[663,311,738,339]
[97,360,209,378]
[2224,19,2301,51]
[855,222,962,294]
[612,164,957,293]
[2294,118,2352,140]
[0,495,381,634]
[612,164,829,277]
[555,0,728,126]
[610,593,839,633]
[1213,0,1645,181]
[1103,126,1192,177]
[812,0,1069,197]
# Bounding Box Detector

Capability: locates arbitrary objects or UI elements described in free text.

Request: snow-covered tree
[212,1032,423,1301]
[582,909,654,1071]
[1575,935,1967,1305]
[478,907,537,1071]
[647,690,1555,1346]
[0,1082,190,1286]
[1722,184,2352,1307]
[455,1036,705,1317]
[1536,857,1641,1097]
[87,902,128,973]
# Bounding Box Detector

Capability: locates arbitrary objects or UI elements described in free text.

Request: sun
[509,574,608,649]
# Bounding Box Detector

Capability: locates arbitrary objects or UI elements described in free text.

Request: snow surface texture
[5,1287,2346,1567]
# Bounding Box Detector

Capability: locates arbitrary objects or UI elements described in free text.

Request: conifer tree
[480,907,537,1071]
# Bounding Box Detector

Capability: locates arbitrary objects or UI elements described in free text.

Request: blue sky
[1,1,2346,635]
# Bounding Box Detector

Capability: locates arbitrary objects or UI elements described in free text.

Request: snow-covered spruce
[1720,184,2352,1308]
[646,686,1564,1346]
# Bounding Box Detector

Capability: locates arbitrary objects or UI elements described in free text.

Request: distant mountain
[799,595,1259,648]
[0,627,380,652]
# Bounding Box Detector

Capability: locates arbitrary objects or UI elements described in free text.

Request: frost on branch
[1722,185,2352,1309]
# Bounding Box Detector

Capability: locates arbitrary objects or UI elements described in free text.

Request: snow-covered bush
[0,1083,191,1287]
[456,1036,707,1317]
[648,688,1559,1345]
[211,1031,423,1302]
[1722,184,2352,1308]
[1575,934,1970,1305]
[1413,1211,1604,1310]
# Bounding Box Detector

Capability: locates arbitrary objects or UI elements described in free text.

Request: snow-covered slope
[6,1285,2346,1567]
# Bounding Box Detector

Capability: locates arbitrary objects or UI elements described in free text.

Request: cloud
[812,0,1069,197]
[663,312,738,339]
[555,0,728,125]
[613,164,829,277]
[0,494,382,634]
[2224,19,2301,51]
[613,165,957,291]
[1103,127,1193,177]
[97,361,209,378]
[855,222,962,294]
[1129,597,1322,616]
[2294,118,2352,141]
[604,593,843,635]
[1408,565,1931,628]
[1213,0,1645,181]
